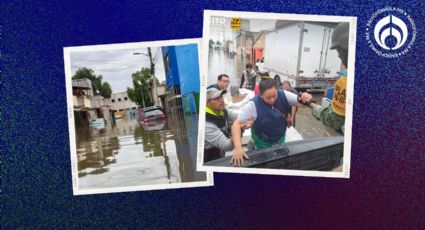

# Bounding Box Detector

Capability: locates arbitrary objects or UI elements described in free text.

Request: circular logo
[366,7,416,58]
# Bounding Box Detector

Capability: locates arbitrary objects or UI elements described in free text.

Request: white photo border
[64,38,214,195]
[197,10,357,178]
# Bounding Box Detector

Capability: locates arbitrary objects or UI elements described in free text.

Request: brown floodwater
[75,115,206,189]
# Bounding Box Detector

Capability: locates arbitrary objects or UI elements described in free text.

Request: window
[124,97,128,100]
[118,98,121,102]
[144,109,164,117]
[111,99,115,103]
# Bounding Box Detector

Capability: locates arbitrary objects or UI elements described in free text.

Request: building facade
[110,92,138,112]
[72,78,112,127]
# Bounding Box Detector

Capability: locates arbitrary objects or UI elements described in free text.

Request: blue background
[2,0,424,228]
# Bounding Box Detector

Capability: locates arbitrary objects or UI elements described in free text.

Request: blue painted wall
[162,44,200,113]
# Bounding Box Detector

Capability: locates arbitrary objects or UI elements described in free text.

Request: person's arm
[284,90,302,106]
[290,90,299,122]
[284,90,318,108]
[230,102,256,166]
[231,119,249,166]
[299,92,344,130]
[205,122,233,152]
[240,73,245,88]
[292,106,298,119]
[286,105,297,127]
[299,92,325,120]
[300,92,319,109]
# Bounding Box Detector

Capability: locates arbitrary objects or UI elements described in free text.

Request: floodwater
[75,115,206,189]
[207,49,343,139]
[208,49,244,87]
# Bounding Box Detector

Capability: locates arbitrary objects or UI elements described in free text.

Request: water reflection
[76,116,205,189]
[208,49,244,86]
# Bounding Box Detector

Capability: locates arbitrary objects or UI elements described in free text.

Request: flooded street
[208,50,244,86]
[76,115,206,189]
[207,49,342,139]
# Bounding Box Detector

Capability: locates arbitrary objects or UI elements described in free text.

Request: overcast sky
[70,47,166,93]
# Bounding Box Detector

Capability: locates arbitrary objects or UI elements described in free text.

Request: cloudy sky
[70,47,166,93]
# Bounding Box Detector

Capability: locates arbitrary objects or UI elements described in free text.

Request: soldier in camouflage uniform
[300,22,349,133]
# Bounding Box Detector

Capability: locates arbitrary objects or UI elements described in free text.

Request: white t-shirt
[238,90,299,122]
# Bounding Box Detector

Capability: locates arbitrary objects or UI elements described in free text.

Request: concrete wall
[110,92,138,111]
[72,78,93,96]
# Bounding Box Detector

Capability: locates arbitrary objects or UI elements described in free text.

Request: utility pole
[137,80,146,108]
[147,47,159,106]
[133,48,158,107]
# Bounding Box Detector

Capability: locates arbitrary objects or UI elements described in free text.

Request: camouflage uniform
[312,76,346,132]
[312,106,345,131]
[310,22,349,133]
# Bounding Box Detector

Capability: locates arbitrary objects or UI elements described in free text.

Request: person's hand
[300,92,313,104]
[231,147,249,166]
[286,116,293,127]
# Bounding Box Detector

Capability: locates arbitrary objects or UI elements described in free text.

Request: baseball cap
[207,88,227,100]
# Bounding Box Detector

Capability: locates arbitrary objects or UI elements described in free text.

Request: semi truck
[263,21,343,92]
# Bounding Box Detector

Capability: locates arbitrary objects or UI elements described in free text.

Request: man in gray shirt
[204,88,252,162]
[239,63,258,90]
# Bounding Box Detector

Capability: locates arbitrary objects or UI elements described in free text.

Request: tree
[72,67,112,98]
[127,68,152,107]
[99,82,112,98]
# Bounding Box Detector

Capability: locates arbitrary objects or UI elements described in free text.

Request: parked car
[142,119,167,132]
[89,118,107,129]
[139,106,166,124]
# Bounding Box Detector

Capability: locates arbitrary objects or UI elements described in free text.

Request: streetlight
[133,52,149,57]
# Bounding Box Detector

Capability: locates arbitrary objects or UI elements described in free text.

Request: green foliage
[127,68,153,107]
[209,39,215,47]
[100,82,112,98]
[72,67,112,98]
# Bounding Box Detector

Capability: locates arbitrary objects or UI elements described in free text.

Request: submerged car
[89,118,107,129]
[142,119,167,132]
[139,106,166,124]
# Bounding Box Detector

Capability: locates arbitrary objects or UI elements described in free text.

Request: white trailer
[264,22,343,91]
